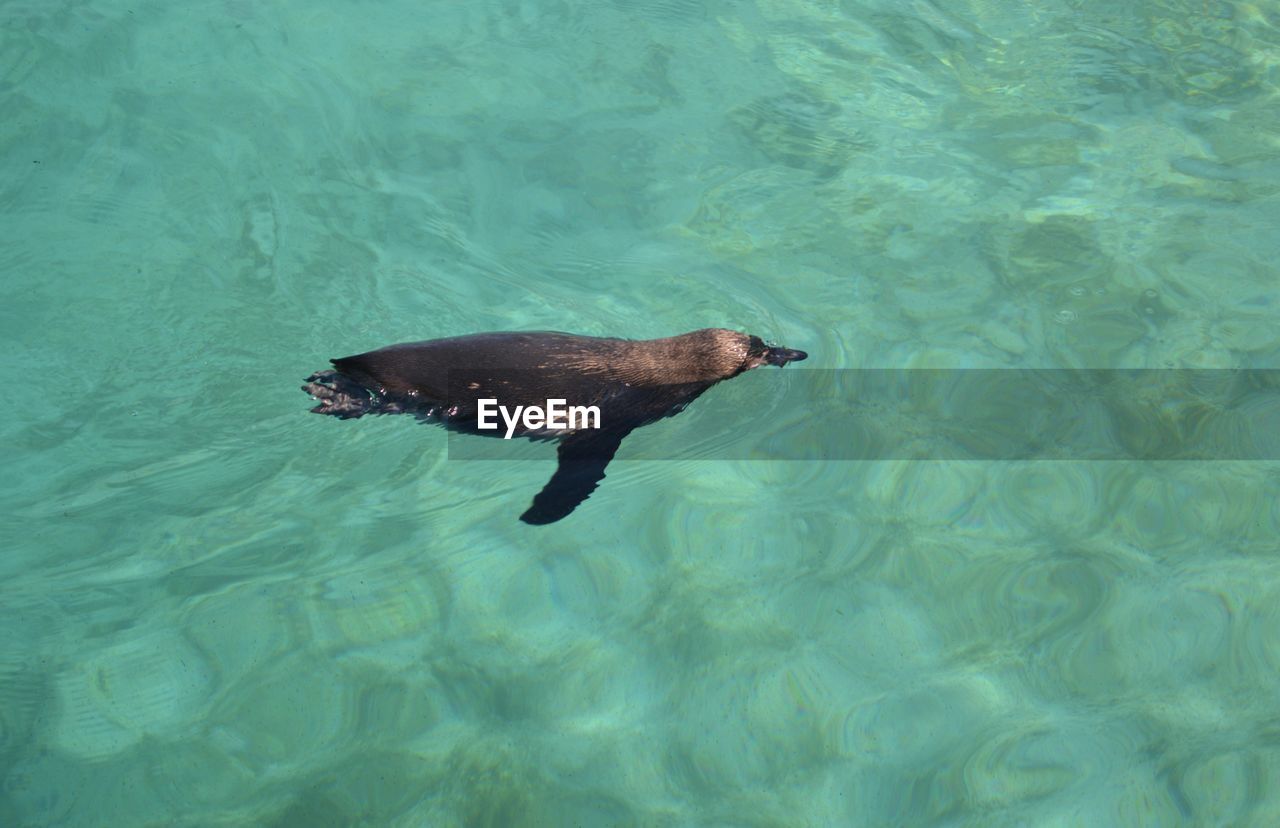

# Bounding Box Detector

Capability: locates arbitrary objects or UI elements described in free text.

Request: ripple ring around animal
[302,328,808,525]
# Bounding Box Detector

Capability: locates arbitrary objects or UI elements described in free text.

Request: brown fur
[545,329,765,385]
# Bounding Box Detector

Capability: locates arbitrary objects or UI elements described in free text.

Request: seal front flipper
[520,428,632,525]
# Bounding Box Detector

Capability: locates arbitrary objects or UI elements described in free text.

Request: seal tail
[302,370,379,419]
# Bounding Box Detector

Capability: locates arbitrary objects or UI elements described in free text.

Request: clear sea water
[3,0,1280,825]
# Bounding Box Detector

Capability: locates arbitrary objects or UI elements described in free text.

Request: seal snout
[764,346,807,367]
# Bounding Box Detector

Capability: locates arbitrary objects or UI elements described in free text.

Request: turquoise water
[4,0,1280,824]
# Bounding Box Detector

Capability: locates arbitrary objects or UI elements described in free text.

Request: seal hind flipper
[302,370,378,419]
[303,370,420,419]
[520,428,632,525]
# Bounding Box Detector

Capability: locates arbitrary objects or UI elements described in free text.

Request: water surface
[3,0,1280,824]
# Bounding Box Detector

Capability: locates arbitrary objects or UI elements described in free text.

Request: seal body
[303,328,806,524]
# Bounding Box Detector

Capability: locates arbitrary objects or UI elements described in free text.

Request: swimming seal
[302,328,807,524]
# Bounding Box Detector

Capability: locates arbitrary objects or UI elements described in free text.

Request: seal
[302,328,807,524]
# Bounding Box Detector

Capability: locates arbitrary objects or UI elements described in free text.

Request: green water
[4,0,1280,825]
